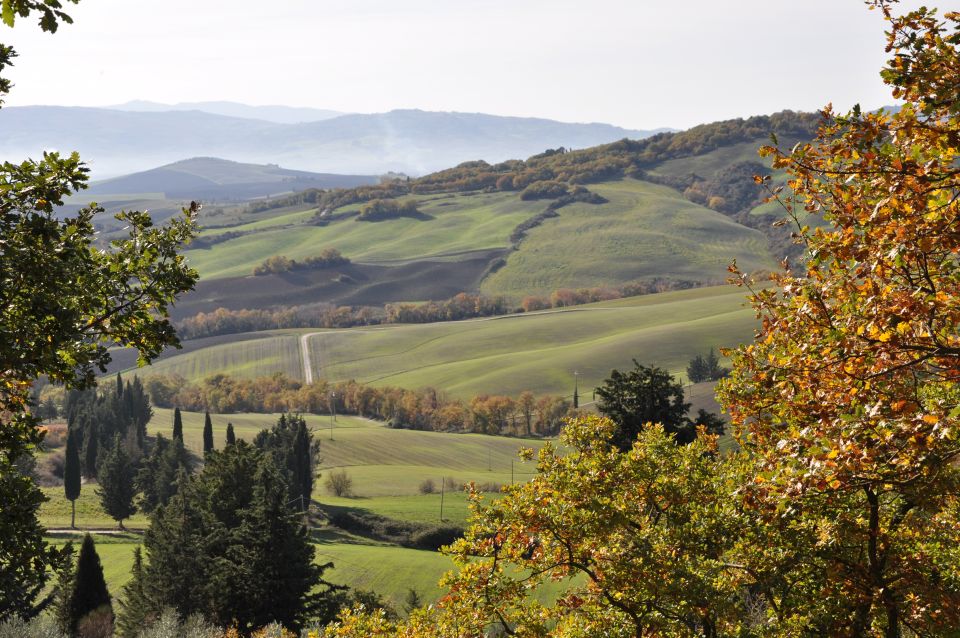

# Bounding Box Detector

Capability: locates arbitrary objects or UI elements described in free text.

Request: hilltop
[86,157,378,201]
[0,106,664,177]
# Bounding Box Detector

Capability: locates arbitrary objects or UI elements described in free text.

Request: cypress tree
[67,534,112,635]
[64,430,82,529]
[172,407,183,442]
[115,546,150,638]
[83,420,99,479]
[116,372,124,398]
[52,540,75,635]
[225,422,236,446]
[96,435,137,529]
[202,411,214,455]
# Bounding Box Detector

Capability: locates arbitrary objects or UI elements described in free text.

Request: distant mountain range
[87,157,378,200]
[0,104,670,177]
[107,100,346,124]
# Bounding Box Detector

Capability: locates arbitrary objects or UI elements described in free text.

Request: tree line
[174,279,716,341]
[142,374,572,436]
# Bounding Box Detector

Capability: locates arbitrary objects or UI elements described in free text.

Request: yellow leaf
[922,414,939,425]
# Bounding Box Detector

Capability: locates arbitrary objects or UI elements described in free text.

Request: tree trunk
[70,499,75,529]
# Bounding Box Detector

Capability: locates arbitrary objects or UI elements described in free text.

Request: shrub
[408,525,463,551]
[324,469,353,497]
[0,616,66,638]
[519,180,569,200]
[418,478,435,494]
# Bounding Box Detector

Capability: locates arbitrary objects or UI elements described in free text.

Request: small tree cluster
[252,248,349,276]
[686,347,730,383]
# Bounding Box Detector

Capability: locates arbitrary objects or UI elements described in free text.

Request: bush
[0,616,66,638]
[519,180,569,201]
[418,478,435,494]
[325,469,353,497]
[134,608,221,638]
[76,606,113,638]
[408,525,463,551]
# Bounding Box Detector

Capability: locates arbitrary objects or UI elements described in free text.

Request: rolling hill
[119,286,754,402]
[0,105,664,177]
[86,157,378,200]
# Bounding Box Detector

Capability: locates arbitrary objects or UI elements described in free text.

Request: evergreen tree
[115,546,150,638]
[254,414,316,509]
[172,407,183,442]
[202,411,213,455]
[116,372,124,398]
[139,443,337,630]
[67,534,112,635]
[96,435,137,529]
[686,353,707,383]
[596,360,693,449]
[52,540,75,635]
[83,419,99,479]
[63,430,82,529]
[225,422,236,446]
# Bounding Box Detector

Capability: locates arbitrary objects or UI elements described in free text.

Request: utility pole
[440,478,445,522]
[511,460,514,485]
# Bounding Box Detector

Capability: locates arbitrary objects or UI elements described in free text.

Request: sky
[0,0,928,130]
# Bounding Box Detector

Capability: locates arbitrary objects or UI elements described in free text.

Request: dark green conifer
[202,411,214,455]
[172,407,183,442]
[64,430,82,529]
[115,546,150,637]
[225,422,236,446]
[83,420,99,479]
[67,534,112,635]
[96,435,137,529]
[52,540,75,634]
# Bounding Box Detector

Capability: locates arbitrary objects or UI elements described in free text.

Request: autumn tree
[717,2,960,633]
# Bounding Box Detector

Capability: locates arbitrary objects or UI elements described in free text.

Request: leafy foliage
[716,2,960,632]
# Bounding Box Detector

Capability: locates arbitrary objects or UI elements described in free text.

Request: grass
[480,179,776,299]
[136,332,304,383]
[304,285,754,397]
[129,285,754,398]
[38,412,558,608]
[183,191,541,280]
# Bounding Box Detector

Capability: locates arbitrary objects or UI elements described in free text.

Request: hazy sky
[1,0,926,130]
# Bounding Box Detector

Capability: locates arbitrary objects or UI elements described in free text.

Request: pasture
[125,285,755,398]
[480,179,775,299]
[41,412,554,608]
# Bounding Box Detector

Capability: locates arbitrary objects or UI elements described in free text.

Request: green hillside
[127,285,754,398]
[480,180,774,298]
[183,191,541,280]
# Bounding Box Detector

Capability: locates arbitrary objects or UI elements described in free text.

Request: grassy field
[305,285,753,397]
[135,332,304,383]
[183,191,541,280]
[480,180,775,299]
[126,285,755,397]
[40,412,558,608]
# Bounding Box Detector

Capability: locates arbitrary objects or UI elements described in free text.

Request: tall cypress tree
[202,411,214,455]
[96,435,137,529]
[225,422,236,446]
[172,407,183,443]
[64,431,82,529]
[83,419,99,479]
[67,534,112,635]
[115,372,124,398]
[115,546,150,638]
